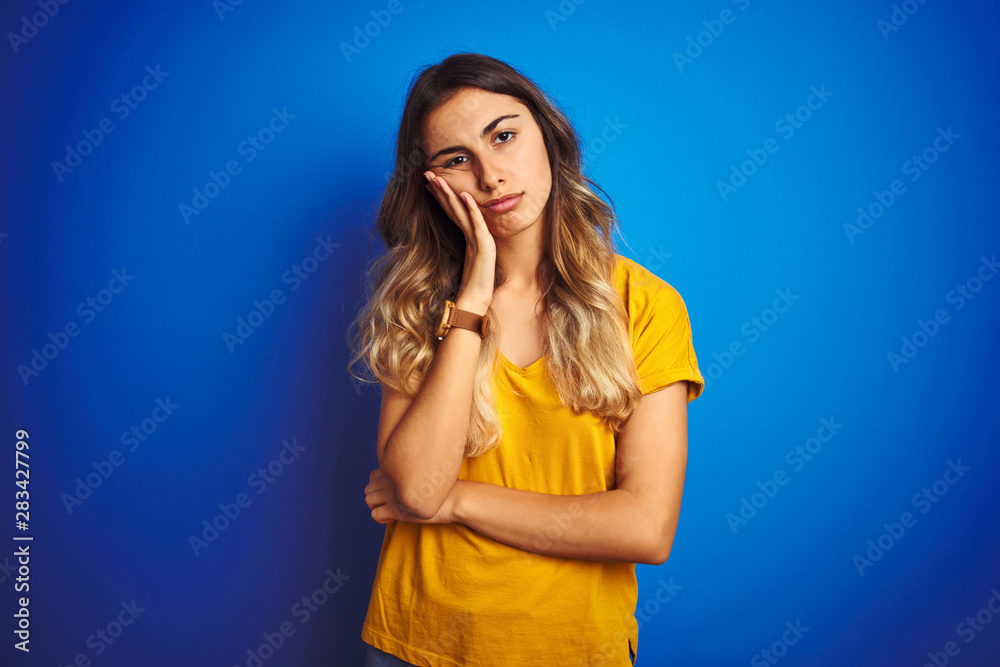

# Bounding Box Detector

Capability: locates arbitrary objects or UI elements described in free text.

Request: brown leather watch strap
[435,300,485,339]
[450,307,483,335]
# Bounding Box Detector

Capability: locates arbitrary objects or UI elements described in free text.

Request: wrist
[455,294,491,316]
[448,480,470,523]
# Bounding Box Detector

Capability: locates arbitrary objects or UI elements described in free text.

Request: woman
[349,52,704,667]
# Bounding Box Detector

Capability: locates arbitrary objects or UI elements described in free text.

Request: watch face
[435,300,455,338]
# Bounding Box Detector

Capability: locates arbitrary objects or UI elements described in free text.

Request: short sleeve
[622,261,705,403]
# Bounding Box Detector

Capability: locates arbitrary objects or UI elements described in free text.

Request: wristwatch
[435,300,485,339]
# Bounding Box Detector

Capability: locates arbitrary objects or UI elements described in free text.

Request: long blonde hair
[347,52,643,458]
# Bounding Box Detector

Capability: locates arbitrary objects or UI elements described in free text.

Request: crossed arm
[365,380,690,566]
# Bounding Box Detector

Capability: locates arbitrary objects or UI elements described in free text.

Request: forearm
[381,298,487,518]
[451,480,664,564]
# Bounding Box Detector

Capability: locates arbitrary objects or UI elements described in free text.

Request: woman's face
[421,86,552,239]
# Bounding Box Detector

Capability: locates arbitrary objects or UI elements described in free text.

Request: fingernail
[423,171,432,182]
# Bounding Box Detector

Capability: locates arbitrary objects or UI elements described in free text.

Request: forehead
[422,87,526,147]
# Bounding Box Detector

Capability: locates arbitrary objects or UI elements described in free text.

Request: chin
[491,216,538,239]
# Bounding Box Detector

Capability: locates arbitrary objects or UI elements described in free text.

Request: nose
[476,152,505,194]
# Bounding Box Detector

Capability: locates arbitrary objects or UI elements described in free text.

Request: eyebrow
[425,114,521,165]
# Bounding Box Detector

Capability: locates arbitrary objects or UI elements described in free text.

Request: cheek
[437,176,463,196]
[530,145,552,189]
[530,162,552,197]
[446,174,474,190]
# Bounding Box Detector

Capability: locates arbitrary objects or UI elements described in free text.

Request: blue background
[1,0,998,665]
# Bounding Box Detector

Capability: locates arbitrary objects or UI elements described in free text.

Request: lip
[484,193,523,213]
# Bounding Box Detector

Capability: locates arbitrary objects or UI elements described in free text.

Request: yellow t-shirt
[361,254,704,666]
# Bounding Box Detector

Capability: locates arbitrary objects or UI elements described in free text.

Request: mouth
[484,193,523,213]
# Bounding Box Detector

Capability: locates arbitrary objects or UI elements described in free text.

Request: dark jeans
[364,643,420,667]
[364,641,637,665]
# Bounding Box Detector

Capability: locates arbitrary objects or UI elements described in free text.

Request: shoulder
[612,254,704,399]
[612,254,689,321]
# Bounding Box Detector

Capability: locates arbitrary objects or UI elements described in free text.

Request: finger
[460,192,490,234]
[365,491,386,510]
[424,178,458,224]
[372,504,401,524]
[424,173,448,205]
[429,175,474,234]
[366,484,387,500]
[459,192,476,212]
[457,192,496,255]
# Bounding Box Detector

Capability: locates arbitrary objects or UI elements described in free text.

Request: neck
[494,219,546,294]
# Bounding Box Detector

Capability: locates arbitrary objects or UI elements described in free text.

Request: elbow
[640,524,675,566]
[379,465,436,519]
[391,464,458,521]
[396,482,451,521]
[644,542,671,566]
[379,439,462,520]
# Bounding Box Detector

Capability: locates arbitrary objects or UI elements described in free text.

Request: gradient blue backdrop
[1,0,998,665]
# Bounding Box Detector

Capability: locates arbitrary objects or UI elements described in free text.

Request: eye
[442,130,516,169]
